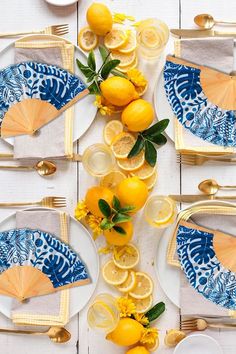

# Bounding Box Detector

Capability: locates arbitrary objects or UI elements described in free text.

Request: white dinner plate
[155,200,236,308]
[174,334,223,354]
[0,34,97,145]
[0,208,99,319]
[45,0,78,5]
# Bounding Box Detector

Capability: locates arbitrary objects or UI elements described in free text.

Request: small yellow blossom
[74,200,89,220]
[140,327,159,345]
[127,68,148,88]
[94,95,113,116]
[134,313,149,326]
[117,297,136,317]
[113,245,133,261]
[86,214,103,239]
[98,245,113,255]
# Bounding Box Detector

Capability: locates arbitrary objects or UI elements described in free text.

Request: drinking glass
[144,195,177,228]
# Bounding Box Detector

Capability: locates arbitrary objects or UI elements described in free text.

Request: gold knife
[169,194,236,203]
[170,29,236,38]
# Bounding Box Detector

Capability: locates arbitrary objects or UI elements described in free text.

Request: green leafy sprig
[76,46,127,95]
[128,119,170,167]
[98,196,134,235]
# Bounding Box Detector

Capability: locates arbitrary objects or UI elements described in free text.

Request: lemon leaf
[111,69,128,78]
[100,218,115,230]
[145,140,157,167]
[113,225,126,235]
[112,213,131,224]
[87,51,96,71]
[112,196,121,211]
[128,135,144,158]
[99,46,110,62]
[119,205,135,213]
[143,119,170,137]
[146,134,167,146]
[88,81,100,95]
[101,59,121,79]
[98,199,112,217]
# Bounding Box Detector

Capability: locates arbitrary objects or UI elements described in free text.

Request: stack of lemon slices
[102,120,157,191]
[102,244,154,314]
[104,28,138,73]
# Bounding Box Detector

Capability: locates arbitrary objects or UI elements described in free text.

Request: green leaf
[111,69,128,78]
[112,213,131,224]
[128,135,145,158]
[88,81,100,95]
[143,119,170,137]
[98,199,112,218]
[145,302,165,322]
[112,196,121,211]
[144,140,157,167]
[86,73,96,83]
[119,205,135,213]
[113,225,126,235]
[87,51,96,71]
[99,46,110,61]
[100,218,115,230]
[101,60,120,79]
[146,134,167,146]
[76,59,94,77]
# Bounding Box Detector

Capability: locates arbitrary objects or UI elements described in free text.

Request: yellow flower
[140,327,159,345]
[74,200,89,220]
[134,313,149,326]
[117,297,136,317]
[127,68,148,88]
[86,214,103,239]
[98,245,113,255]
[94,95,113,116]
[113,13,135,24]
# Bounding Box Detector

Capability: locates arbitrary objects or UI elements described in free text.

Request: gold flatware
[0,153,82,162]
[198,179,236,195]
[177,154,236,166]
[194,13,236,29]
[169,194,236,203]
[0,196,66,208]
[181,318,236,331]
[170,28,236,38]
[0,326,71,343]
[0,24,69,38]
[0,160,56,176]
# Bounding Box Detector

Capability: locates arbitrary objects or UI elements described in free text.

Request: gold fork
[177,153,236,166]
[0,196,66,208]
[181,318,236,331]
[0,24,69,38]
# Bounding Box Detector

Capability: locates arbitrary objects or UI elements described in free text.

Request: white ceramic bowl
[45,0,78,6]
[174,334,223,354]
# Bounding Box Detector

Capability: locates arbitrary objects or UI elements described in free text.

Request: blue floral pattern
[176,223,236,310]
[163,59,236,146]
[0,61,87,127]
[0,228,89,288]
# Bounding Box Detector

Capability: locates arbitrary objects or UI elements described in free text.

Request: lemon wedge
[164,329,186,347]
[78,27,98,51]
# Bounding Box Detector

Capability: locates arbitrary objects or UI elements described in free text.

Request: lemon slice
[78,27,98,51]
[144,336,160,352]
[129,272,153,299]
[113,244,140,269]
[140,26,160,48]
[135,84,148,96]
[111,132,136,159]
[119,31,137,53]
[111,50,136,68]
[117,151,145,171]
[103,120,124,145]
[153,197,174,226]
[100,171,126,192]
[117,56,138,73]
[164,330,186,347]
[130,162,156,180]
[102,260,129,285]
[144,171,158,191]
[116,270,137,293]
[104,29,128,50]
[130,295,153,313]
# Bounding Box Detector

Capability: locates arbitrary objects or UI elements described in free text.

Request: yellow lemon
[129,272,153,299]
[104,221,133,246]
[102,260,129,285]
[100,171,126,192]
[86,3,113,36]
[106,318,144,346]
[104,28,128,50]
[130,295,153,313]
[113,244,140,269]
[103,120,124,146]
[122,99,154,132]
[78,27,98,51]
[126,346,150,354]
[164,329,186,347]
[111,132,136,159]
[100,76,139,107]
[85,186,114,217]
[116,176,148,212]
[116,270,137,292]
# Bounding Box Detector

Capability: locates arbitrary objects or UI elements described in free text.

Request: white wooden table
[0,0,236,353]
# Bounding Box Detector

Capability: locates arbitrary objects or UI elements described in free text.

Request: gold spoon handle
[0,201,40,207]
[215,20,236,25]
[208,323,236,329]
[220,185,236,189]
[0,154,13,158]
[0,165,34,170]
[0,328,47,335]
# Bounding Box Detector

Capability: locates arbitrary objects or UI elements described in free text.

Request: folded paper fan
[176,221,236,310]
[0,228,90,301]
[0,61,88,137]
[163,55,236,147]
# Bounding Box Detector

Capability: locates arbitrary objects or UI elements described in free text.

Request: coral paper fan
[0,228,90,301]
[0,61,88,137]
[163,55,236,147]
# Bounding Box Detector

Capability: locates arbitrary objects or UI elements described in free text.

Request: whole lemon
[122,99,154,132]
[126,346,150,354]
[116,177,148,212]
[100,77,139,107]
[86,3,113,36]
[85,186,114,217]
[104,221,133,245]
[106,318,143,346]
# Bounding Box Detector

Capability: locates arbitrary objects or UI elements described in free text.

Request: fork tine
[181,319,197,324]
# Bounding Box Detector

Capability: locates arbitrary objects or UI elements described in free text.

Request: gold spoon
[194,13,236,29]
[198,179,236,195]
[0,326,71,343]
[0,160,56,177]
